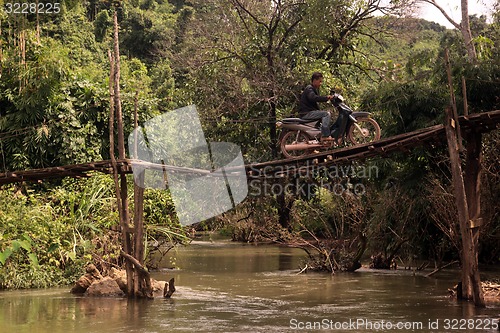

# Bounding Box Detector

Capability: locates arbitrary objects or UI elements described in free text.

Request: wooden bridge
[1,106,498,306]
[0,109,498,185]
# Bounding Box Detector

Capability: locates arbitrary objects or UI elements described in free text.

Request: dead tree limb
[121,250,153,299]
[425,260,460,278]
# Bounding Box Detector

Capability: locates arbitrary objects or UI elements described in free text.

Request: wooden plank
[468,218,483,229]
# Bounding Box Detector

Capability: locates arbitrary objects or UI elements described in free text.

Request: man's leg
[331,111,348,142]
[302,110,331,137]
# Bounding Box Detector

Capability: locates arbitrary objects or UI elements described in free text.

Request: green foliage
[0,175,119,288]
[118,0,177,62]
[52,174,118,232]
[0,173,190,289]
[94,10,112,42]
[0,234,38,267]
[0,189,77,288]
[361,80,448,137]
[149,59,177,111]
[143,188,176,225]
[0,0,499,283]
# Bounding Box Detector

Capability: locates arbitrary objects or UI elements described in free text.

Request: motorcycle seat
[281,118,315,124]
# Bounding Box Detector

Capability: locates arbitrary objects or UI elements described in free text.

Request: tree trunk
[461,0,477,62]
[269,97,278,159]
[421,0,477,62]
[266,50,278,160]
[266,54,289,230]
[277,179,293,230]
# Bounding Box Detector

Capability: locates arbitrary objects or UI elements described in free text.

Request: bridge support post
[464,130,485,306]
[277,177,294,231]
[443,107,485,307]
[109,8,151,299]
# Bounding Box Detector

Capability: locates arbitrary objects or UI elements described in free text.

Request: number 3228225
[4,3,61,14]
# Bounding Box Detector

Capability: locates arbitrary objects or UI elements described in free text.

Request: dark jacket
[298,85,329,117]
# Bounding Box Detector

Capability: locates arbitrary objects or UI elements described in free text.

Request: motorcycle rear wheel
[347,117,381,145]
[280,130,314,159]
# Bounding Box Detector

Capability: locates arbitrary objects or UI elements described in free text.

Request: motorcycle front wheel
[280,130,314,159]
[347,117,381,145]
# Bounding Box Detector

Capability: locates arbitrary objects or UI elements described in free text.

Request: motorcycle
[276,92,381,159]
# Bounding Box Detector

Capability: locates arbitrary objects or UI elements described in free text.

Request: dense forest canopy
[0,0,498,167]
[0,0,499,288]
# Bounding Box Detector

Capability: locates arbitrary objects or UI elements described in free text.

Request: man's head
[311,72,323,89]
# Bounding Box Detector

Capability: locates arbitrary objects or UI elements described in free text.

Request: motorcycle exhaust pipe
[284,142,322,151]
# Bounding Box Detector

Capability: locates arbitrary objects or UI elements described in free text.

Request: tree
[173,0,307,160]
[119,2,177,62]
[0,4,112,170]
[418,0,478,61]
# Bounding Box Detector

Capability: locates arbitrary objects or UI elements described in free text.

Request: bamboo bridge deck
[0,109,499,185]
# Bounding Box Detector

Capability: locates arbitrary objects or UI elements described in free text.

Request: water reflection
[0,241,498,333]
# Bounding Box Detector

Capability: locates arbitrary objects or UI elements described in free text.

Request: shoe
[320,136,334,142]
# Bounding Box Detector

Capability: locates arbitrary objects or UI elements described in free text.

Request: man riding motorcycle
[299,72,344,145]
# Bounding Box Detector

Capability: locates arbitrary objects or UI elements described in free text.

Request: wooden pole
[443,107,485,307]
[132,90,151,298]
[111,10,151,299]
[107,49,125,237]
[112,9,134,297]
[444,49,464,151]
[443,56,484,307]
[133,91,139,159]
[133,171,148,297]
[35,0,40,44]
[464,131,485,307]
[114,11,126,161]
[443,107,471,296]
[121,250,153,299]
[462,77,484,306]
[462,76,469,117]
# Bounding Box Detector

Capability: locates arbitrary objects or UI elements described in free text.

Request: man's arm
[305,86,329,103]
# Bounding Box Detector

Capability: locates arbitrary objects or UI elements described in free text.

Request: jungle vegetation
[0,0,499,287]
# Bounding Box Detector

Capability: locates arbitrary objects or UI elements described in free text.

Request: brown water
[0,240,498,333]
